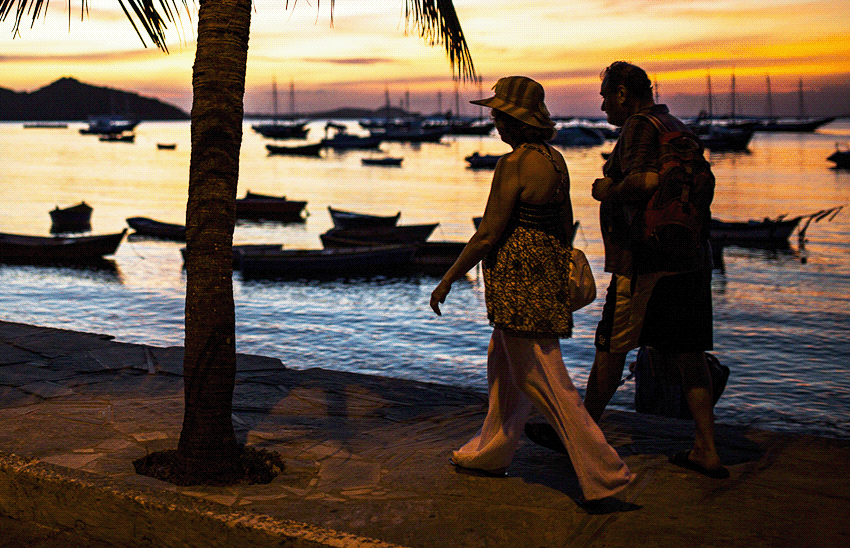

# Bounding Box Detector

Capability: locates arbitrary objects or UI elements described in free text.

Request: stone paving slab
[0,320,848,547]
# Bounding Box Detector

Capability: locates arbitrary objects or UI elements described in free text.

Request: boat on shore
[238,244,418,279]
[0,230,126,264]
[320,223,439,247]
[126,217,187,241]
[49,202,93,233]
[156,143,177,150]
[328,207,401,229]
[235,191,308,222]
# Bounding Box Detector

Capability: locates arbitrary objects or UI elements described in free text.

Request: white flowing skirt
[452,329,634,501]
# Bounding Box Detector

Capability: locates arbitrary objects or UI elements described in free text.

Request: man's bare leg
[583,349,628,423]
[671,351,722,471]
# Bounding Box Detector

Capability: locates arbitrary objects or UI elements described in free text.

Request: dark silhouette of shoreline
[0,77,189,122]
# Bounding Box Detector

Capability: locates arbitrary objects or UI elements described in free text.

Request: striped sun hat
[471,76,555,128]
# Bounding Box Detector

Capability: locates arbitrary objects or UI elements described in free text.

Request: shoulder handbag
[569,247,596,311]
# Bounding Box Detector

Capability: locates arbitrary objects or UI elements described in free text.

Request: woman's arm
[430,153,524,315]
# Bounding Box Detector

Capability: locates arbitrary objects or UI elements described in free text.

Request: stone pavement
[0,320,847,547]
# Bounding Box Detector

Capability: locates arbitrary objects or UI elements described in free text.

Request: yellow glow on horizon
[2,1,848,116]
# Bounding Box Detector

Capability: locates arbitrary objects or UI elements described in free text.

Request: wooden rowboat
[320,223,439,247]
[50,201,93,233]
[126,217,187,241]
[0,230,126,264]
[238,244,418,279]
[328,206,401,229]
[235,191,308,222]
[710,216,801,245]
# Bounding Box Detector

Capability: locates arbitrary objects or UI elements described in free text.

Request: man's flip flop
[669,450,730,479]
[524,422,567,454]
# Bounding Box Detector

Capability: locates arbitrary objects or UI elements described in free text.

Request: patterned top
[483,144,573,338]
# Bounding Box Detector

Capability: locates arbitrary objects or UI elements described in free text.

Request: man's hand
[592,177,615,201]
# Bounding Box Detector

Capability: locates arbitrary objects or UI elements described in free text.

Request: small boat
[409,241,467,273]
[266,142,322,156]
[695,125,754,152]
[23,122,68,129]
[0,230,126,264]
[181,244,284,268]
[368,126,446,143]
[320,223,439,247]
[710,216,801,245]
[320,122,383,150]
[827,144,850,169]
[465,152,502,169]
[549,125,606,147]
[238,244,418,279]
[252,121,310,140]
[99,133,135,143]
[49,202,93,233]
[157,143,177,150]
[126,217,187,241]
[235,191,308,222]
[79,116,140,135]
[361,156,403,166]
[758,117,837,133]
[328,206,401,229]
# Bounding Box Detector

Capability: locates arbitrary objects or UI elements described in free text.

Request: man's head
[600,61,654,127]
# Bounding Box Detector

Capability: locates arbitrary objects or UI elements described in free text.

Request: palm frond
[403,0,475,81]
[0,0,190,52]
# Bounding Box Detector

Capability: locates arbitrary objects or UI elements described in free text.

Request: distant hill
[0,77,189,122]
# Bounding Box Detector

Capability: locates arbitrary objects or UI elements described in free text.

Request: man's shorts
[594,269,713,354]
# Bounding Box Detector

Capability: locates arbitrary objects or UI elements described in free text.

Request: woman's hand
[430,279,452,316]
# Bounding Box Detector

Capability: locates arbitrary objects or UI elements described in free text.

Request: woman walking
[430,76,634,502]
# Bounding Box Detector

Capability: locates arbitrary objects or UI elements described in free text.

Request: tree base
[133,445,284,486]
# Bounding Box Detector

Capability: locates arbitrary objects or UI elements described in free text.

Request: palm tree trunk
[178,0,252,479]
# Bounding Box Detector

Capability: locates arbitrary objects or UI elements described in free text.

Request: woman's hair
[601,61,653,103]
[492,109,556,143]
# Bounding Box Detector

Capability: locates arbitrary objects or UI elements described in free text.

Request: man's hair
[492,109,555,143]
[601,61,653,102]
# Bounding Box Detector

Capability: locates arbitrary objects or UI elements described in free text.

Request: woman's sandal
[449,458,508,477]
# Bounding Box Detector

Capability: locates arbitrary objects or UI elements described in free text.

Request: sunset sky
[2,0,848,118]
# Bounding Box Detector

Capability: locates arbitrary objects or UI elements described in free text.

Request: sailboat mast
[271,77,278,123]
[289,79,295,118]
[730,72,736,121]
[798,78,806,119]
[766,75,773,120]
[707,72,713,119]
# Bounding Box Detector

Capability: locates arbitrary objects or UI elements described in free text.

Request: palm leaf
[402,0,476,81]
[0,0,188,51]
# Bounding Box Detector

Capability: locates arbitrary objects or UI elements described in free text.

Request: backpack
[630,346,730,420]
[635,114,715,272]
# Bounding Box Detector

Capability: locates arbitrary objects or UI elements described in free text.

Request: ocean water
[1,119,849,439]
